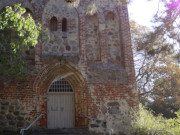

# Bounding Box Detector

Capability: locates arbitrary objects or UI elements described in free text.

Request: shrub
[132,104,180,135]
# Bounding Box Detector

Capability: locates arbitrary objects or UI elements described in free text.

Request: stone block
[107,102,120,107]
[20,112,27,115]
[0,114,6,120]
[96,120,101,124]
[1,111,6,114]
[72,46,78,51]
[11,100,19,105]
[15,105,20,110]
[108,107,119,114]
[108,32,113,35]
[101,105,107,114]
[9,120,16,126]
[3,127,14,132]
[1,106,8,111]
[6,114,15,120]
[17,121,24,127]
[9,106,14,113]
[90,124,99,128]
[17,116,24,121]
[14,111,19,116]
[1,101,9,105]
[0,120,7,126]
[69,40,76,46]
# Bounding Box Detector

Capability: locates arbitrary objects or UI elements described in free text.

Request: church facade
[0,0,138,134]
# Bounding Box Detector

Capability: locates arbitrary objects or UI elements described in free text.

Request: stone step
[31,128,91,135]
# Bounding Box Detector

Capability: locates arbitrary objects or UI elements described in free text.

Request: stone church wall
[42,0,79,56]
[0,0,138,135]
[85,14,100,61]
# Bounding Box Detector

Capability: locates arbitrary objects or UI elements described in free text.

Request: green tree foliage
[155,0,180,42]
[131,0,180,118]
[130,20,155,96]
[147,60,180,118]
[130,20,180,118]
[130,20,174,96]
[0,4,41,75]
[140,0,180,57]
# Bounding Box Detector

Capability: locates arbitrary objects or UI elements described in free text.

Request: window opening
[62,18,67,32]
[48,78,73,93]
[50,16,58,31]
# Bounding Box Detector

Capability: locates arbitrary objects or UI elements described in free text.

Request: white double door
[47,93,75,129]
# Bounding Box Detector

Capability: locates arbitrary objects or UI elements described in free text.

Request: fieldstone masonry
[0,99,31,131]
[42,0,79,56]
[85,14,100,61]
[0,0,138,135]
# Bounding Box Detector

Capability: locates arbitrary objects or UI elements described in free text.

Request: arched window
[48,79,73,93]
[62,18,67,32]
[50,16,58,31]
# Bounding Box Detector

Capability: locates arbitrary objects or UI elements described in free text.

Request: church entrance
[47,78,75,129]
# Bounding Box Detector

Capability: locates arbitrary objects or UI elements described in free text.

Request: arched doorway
[34,63,88,128]
[47,78,75,129]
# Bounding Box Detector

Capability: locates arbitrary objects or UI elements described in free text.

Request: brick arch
[34,63,88,128]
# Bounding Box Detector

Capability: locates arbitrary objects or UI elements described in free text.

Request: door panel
[47,93,75,129]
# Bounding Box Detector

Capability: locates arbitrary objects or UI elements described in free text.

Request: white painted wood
[47,93,75,129]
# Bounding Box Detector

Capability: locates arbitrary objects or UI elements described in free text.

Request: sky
[128,0,160,27]
[128,0,180,59]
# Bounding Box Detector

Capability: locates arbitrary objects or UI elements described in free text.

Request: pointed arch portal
[34,63,88,128]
